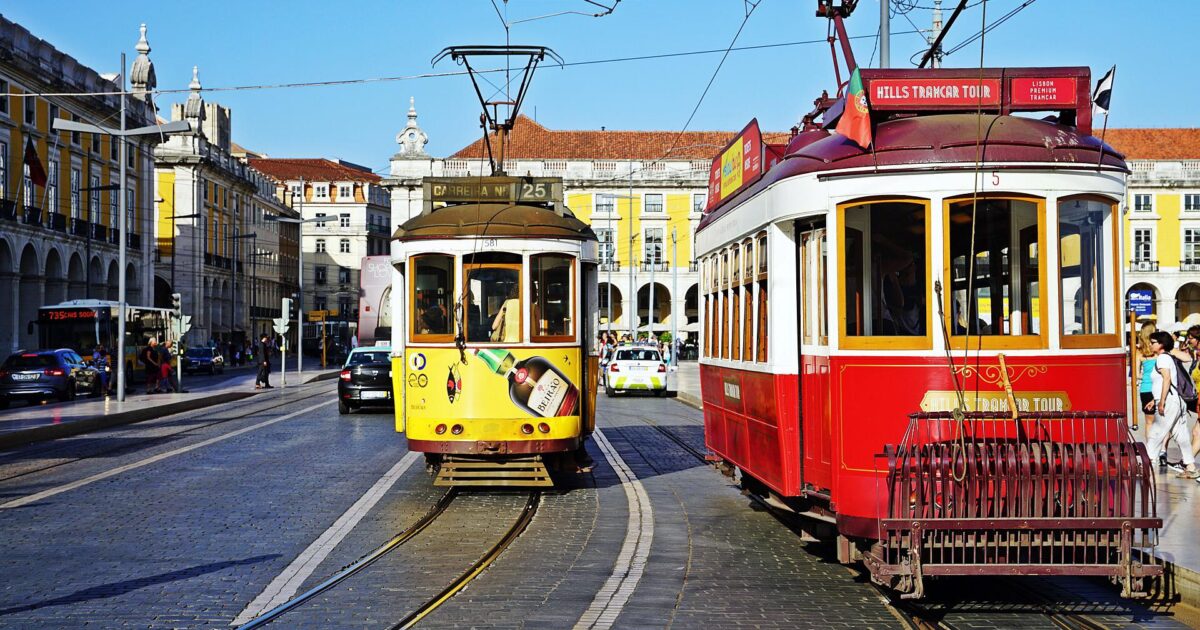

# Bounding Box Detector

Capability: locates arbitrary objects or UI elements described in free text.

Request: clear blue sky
[4,1,1194,172]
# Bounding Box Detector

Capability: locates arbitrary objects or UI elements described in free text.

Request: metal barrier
[865,411,1161,599]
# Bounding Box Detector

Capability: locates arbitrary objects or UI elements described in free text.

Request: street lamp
[266,208,348,381]
[52,55,190,402]
[78,182,119,299]
[671,227,678,368]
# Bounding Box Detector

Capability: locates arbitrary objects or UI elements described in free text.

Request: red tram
[696,9,1160,598]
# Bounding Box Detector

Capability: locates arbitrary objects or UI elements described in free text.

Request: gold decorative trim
[954,363,1047,386]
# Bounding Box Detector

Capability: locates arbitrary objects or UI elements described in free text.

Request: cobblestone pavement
[0,383,1189,628]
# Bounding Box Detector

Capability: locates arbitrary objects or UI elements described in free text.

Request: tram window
[842,201,927,338]
[731,285,741,361]
[1059,197,1115,338]
[465,264,521,343]
[757,280,768,362]
[531,254,574,341]
[743,282,754,360]
[948,198,1041,337]
[412,255,454,341]
[720,289,728,359]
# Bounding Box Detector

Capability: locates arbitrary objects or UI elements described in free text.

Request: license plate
[11,373,39,381]
[361,390,389,400]
[632,366,647,371]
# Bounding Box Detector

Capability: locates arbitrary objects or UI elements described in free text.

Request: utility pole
[930,0,944,68]
[880,0,890,68]
[671,228,678,368]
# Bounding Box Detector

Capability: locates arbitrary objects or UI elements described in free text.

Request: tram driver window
[842,201,927,337]
[465,264,521,343]
[531,254,574,341]
[948,198,1040,337]
[412,255,453,340]
[1059,197,1115,337]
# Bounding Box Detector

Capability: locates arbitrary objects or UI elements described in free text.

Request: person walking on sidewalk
[1136,324,1157,434]
[255,335,273,389]
[159,340,186,393]
[1146,331,1200,479]
[140,339,162,394]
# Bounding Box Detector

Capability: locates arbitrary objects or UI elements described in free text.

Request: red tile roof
[1105,128,1200,160]
[248,158,381,183]
[450,115,790,160]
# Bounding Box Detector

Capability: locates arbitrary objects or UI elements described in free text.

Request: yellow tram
[390,177,600,486]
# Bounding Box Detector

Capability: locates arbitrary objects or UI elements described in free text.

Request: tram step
[435,457,554,487]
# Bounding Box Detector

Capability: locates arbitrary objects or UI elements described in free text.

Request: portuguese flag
[836,68,872,149]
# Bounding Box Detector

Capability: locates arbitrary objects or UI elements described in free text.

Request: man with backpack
[1145,331,1199,478]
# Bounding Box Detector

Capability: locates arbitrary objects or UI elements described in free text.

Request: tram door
[798,225,833,491]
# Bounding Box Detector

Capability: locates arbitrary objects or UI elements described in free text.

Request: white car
[605,346,668,397]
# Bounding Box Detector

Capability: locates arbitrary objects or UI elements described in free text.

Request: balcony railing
[641,261,669,272]
[71,217,89,236]
[1182,259,1200,272]
[23,206,41,226]
[92,224,107,241]
[0,200,16,221]
[367,223,389,235]
[600,261,620,272]
[126,232,141,249]
[1129,259,1159,272]
[688,261,699,272]
[109,229,120,244]
[48,213,67,232]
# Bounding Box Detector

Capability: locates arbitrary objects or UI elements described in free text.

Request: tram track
[237,488,542,629]
[0,384,335,484]
[638,414,1127,630]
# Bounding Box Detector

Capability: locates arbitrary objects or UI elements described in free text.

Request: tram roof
[699,113,1127,232]
[392,202,597,242]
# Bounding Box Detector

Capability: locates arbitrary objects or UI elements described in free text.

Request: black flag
[1092,65,1115,116]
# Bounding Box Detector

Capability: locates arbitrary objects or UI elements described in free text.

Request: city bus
[37,300,179,371]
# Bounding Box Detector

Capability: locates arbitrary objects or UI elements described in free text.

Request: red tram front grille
[866,411,1162,599]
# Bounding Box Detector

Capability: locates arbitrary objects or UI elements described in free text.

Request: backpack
[1169,355,1199,403]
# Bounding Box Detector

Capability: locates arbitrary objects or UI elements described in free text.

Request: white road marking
[575,428,654,630]
[0,400,335,510]
[231,451,420,626]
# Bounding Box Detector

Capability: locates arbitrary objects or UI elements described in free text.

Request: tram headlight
[521,423,534,435]
[537,422,551,434]
[435,424,447,435]
[450,424,464,435]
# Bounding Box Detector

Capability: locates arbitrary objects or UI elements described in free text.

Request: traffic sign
[1128,290,1154,317]
[273,317,291,335]
[173,314,192,337]
[308,310,328,321]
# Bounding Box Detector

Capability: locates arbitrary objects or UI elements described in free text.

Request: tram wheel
[338,399,350,415]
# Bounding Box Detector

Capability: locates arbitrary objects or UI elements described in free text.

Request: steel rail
[237,489,459,630]
[392,490,542,629]
[0,383,336,484]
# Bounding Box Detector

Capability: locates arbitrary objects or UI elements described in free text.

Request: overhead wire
[943,0,1036,56]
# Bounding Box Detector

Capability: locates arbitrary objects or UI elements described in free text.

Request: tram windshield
[948,198,1041,337]
[466,265,521,343]
[531,254,574,340]
[842,200,928,337]
[413,255,453,339]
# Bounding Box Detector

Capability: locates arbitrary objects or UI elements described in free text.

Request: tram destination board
[424,176,562,205]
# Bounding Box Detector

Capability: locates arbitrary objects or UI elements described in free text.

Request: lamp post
[266,205,346,383]
[52,56,190,402]
[671,227,678,368]
[79,183,120,299]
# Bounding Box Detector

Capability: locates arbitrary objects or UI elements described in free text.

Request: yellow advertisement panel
[404,346,582,422]
[719,141,743,198]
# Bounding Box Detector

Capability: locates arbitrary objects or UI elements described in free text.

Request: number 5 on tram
[390,177,600,487]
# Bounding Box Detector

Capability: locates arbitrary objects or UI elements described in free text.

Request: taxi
[605,345,668,397]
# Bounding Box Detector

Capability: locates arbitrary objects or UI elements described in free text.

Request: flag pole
[1096,111,1110,171]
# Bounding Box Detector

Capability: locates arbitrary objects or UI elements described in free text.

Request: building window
[91,132,100,154]
[24,96,35,125]
[644,193,663,213]
[314,295,327,311]
[89,174,100,221]
[315,212,327,226]
[1185,229,1200,265]
[48,104,58,124]
[340,214,350,228]
[339,238,351,253]
[1186,194,1200,212]
[110,136,119,161]
[70,116,80,145]
[1134,194,1153,212]
[597,228,615,265]
[338,184,351,198]
[315,238,326,253]
[644,228,663,265]
[315,265,327,284]
[69,169,81,218]
[23,164,33,207]
[47,160,58,216]
[1133,228,1152,262]
[596,193,614,214]
[126,144,135,168]
[291,184,301,198]
[338,266,351,284]
[0,80,7,114]
[0,141,7,200]
[203,180,209,201]
[315,184,329,199]
[126,189,135,230]
[693,193,707,213]
[109,179,118,227]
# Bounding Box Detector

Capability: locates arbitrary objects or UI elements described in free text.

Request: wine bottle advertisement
[403,347,581,420]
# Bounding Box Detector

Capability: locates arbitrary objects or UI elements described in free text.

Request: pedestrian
[140,338,162,394]
[92,345,111,396]
[1136,323,1157,434]
[1145,331,1199,478]
[159,340,186,393]
[255,334,273,389]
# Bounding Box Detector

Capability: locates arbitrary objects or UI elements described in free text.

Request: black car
[0,349,101,407]
[338,347,393,415]
[182,347,225,375]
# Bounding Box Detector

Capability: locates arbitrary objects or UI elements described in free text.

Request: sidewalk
[0,356,338,449]
[669,363,1200,606]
